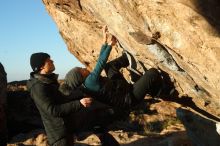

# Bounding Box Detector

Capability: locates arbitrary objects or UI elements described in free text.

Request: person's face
[40,58,55,74]
[79,67,90,79]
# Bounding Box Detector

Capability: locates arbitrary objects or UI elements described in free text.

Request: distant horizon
[0,0,83,82]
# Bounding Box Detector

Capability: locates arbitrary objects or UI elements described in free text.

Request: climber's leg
[104,53,129,80]
[132,68,162,102]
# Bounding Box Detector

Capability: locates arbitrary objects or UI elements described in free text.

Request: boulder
[42,0,220,116]
[0,63,7,145]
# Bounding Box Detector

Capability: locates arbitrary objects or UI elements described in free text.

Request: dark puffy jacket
[83,77,136,109]
[27,73,84,145]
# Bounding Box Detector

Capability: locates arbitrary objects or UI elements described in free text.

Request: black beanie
[30,52,50,72]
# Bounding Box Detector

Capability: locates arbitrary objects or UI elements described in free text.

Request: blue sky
[0,0,83,82]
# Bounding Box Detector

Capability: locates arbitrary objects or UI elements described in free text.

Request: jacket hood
[27,72,58,91]
[64,67,84,90]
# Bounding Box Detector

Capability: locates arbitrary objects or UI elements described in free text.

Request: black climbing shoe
[156,80,178,99]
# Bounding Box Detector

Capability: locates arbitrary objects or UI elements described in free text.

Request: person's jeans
[132,68,162,101]
[104,53,129,81]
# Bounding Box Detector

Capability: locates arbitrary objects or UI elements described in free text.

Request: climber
[63,26,165,110]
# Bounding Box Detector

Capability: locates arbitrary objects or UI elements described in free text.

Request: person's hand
[80,97,93,107]
[110,35,117,46]
[103,25,109,43]
[102,25,117,46]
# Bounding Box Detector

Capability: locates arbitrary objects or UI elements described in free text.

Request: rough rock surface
[0,63,7,145]
[42,0,220,116]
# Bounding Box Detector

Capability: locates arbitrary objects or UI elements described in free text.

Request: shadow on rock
[194,0,220,35]
[120,131,192,146]
[7,90,43,141]
[163,95,220,122]
[156,69,220,122]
